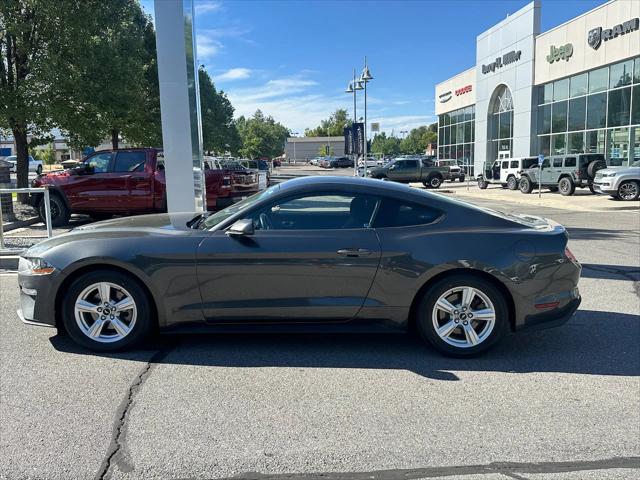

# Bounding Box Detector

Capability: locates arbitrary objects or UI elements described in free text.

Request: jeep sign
[546,43,573,63]
[587,17,639,50]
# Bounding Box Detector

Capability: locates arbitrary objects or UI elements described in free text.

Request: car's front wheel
[507,176,518,190]
[61,270,153,351]
[618,180,640,201]
[416,275,508,357]
[477,178,488,189]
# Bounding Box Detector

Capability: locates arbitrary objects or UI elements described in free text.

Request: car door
[196,191,382,323]
[111,151,153,211]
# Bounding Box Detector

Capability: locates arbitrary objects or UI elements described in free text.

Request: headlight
[602,172,617,177]
[18,257,56,275]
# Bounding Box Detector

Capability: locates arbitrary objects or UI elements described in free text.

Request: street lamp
[346,69,363,176]
[291,132,299,164]
[360,57,373,177]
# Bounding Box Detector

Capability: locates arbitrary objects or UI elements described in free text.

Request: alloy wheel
[619,181,639,201]
[431,286,496,348]
[74,282,137,343]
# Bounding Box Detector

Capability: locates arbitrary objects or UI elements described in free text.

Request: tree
[305,109,351,137]
[0,0,104,192]
[236,110,289,159]
[371,132,401,156]
[52,0,160,150]
[199,68,241,155]
[399,123,438,154]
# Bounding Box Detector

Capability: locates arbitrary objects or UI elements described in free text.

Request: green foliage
[199,69,241,155]
[236,110,289,159]
[371,133,401,156]
[33,145,56,165]
[317,145,334,156]
[399,123,438,154]
[305,109,352,137]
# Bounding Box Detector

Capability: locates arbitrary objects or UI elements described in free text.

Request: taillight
[565,247,578,263]
[574,170,581,178]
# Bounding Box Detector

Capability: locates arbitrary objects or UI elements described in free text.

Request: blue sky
[141,0,604,135]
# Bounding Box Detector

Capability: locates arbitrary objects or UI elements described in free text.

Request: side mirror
[388,165,395,170]
[226,218,254,237]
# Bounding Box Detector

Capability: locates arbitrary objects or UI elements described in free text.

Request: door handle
[337,248,373,257]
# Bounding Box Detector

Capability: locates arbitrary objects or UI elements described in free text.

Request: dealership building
[435,0,639,176]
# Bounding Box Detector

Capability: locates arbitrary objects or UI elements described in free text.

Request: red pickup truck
[29,148,259,226]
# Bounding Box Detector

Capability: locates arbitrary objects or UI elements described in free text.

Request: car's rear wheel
[618,180,639,201]
[519,176,533,194]
[559,177,575,196]
[61,270,152,352]
[38,193,70,227]
[507,176,518,190]
[427,176,442,189]
[416,275,508,357]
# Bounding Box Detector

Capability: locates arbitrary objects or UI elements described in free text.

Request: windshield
[200,184,280,230]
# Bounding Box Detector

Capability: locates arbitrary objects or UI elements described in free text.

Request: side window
[114,151,146,172]
[373,198,441,228]
[542,158,550,168]
[501,161,509,169]
[251,193,378,230]
[553,158,563,167]
[85,152,112,173]
[510,160,518,169]
[408,160,419,169]
[564,157,576,168]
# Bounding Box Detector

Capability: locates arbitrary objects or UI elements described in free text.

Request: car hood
[74,212,197,232]
[597,166,640,175]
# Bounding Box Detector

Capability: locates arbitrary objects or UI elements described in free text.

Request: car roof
[277,175,425,197]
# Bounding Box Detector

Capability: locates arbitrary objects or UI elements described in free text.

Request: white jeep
[477,157,538,190]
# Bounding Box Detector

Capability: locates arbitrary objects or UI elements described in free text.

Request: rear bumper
[519,293,581,332]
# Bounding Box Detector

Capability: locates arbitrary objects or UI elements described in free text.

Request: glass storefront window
[607,87,631,127]
[589,67,608,93]
[457,123,464,145]
[444,126,450,145]
[553,78,569,101]
[552,133,566,155]
[586,93,607,129]
[438,128,444,145]
[538,104,551,134]
[608,128,629,166]
[635,59,640,84]
[499,111,512,138]
[568,132,584,154]
[586,130,606,154]
[632,127,639,162]
[552,100,567,132]
[610,60,633,89]
[541,83,553,104]
[568,96,586,131]
[539,135,550,156]
[464,122,472,142]
[632,85,640,125]
[570,73,588,97]
[438,106,475,160]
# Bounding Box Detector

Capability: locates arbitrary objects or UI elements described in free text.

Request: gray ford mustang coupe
[17,176,581,356]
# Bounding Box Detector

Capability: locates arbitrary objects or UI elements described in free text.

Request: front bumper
[592,180,617,195]
[17,271,60,327]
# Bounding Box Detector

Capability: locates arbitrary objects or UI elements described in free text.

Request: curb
[2,216,40,232]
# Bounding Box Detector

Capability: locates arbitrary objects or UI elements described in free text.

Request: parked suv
[593,160,640,201]
[519,153,606,196]
[436,159,465,182]
[477,157,538,190]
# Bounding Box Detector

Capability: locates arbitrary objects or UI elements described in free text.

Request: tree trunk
[111,130,119,150]
[13,128,30,204]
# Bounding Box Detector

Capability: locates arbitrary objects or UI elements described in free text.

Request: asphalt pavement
[1,170,639,480]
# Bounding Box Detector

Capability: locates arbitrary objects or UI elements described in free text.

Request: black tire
[548,186,559,192]
[588,183,596,194]
[38,193,70,227]
[36,165,43,175]
[61,270,153,352]
[617,180,640,201]
[506,176,518,190]
[477,178,488,189]
[587,160,606,178]
[519,176,533,194]
[428,176,443,189]
[415,274,508,357]
[558,177,575,196]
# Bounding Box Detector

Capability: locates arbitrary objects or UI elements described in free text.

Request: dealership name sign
[588,17,639,50]
[482,50,522,74]
[455,85,472,96]
[546,43,573,63]
[438,91,452,103]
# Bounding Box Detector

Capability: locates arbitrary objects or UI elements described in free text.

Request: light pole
[345,70,363,176]
[360,57,373,177]
[291,132,299,164]
[401,130,408,139]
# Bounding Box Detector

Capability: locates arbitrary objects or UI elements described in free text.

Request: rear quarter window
[564,157,576,168]
[373,198,442,228]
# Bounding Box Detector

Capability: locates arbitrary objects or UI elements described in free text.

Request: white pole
[293,138,296,164]
[353,69,358,177]
[363,60,368,178]
[43,186,52,238]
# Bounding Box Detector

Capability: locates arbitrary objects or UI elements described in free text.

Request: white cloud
[194,1,222,15]
[228,77,318,103]
[196,33,223,58]
[216,68,252,82]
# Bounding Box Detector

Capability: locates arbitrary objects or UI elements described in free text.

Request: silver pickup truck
[593,160,640,201]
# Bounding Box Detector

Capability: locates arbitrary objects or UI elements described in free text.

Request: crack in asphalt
[177,456,640,480]
[94,340,178,480]
[581,264,640,300]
